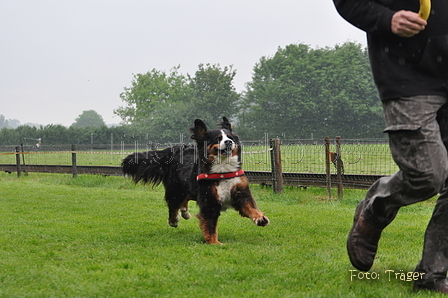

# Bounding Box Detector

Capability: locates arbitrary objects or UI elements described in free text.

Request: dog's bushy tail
[121,148,173,186]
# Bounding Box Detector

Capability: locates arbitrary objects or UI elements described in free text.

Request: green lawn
[0,173,442,297]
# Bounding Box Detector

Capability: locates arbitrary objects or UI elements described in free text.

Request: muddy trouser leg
[359,96,448,275]
[414,98,448,288]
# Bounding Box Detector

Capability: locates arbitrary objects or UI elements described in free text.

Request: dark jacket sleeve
[333,0,395,35]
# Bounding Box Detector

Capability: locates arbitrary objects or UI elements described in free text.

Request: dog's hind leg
[165,189,186,228]
[180,195,193,220]
[180,204,191,220]
[168,211,180,227]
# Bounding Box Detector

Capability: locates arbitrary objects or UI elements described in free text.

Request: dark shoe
[347,201,383,271]
[415,278,448,294]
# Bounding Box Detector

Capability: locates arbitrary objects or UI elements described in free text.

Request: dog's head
[191,117,241,168]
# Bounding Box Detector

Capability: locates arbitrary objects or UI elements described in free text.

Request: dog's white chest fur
[216,177,241,210]
[210,155,239,173]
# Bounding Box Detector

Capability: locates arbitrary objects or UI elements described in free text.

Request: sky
[0,0,367,127]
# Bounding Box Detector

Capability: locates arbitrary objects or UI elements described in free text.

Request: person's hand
[391,10,427,37]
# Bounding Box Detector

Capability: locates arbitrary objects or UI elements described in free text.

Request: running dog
[122,117,269,244]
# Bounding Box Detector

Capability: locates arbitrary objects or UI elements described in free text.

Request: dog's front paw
[253,216,270,227]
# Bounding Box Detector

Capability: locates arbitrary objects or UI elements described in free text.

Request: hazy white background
[0,0,366,127]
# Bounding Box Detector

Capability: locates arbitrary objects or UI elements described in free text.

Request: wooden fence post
[336,136,343,200]
[71,144,77,178]
[15,146,22,178]
[21,143,28,176]
[270,138,283,193]
[325,137,331,199]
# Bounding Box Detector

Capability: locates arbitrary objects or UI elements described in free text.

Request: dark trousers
[360,95,448,285]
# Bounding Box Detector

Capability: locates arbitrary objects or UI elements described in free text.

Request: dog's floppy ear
[219,117,232,131]
[190,119,207,140]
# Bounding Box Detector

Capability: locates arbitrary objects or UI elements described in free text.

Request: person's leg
[348,96,448,272]
[414,102,448,293]
[414,184,448,293]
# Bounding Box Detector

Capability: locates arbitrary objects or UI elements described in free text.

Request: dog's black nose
[225,140,233,147]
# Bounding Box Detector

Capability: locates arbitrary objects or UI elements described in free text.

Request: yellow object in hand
[418,0,431,20]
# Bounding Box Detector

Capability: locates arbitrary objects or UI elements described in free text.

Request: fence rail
[0,138,395,196]
[0,163,382,190]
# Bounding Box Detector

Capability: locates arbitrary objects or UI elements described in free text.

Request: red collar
[197,170,245,181]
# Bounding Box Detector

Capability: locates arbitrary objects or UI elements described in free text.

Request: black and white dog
[122,117,269,244]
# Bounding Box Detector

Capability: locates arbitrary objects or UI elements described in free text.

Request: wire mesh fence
[0,143,156,167]
[0,138,397,176]
[240,138,397,176]
[0,138,397,194]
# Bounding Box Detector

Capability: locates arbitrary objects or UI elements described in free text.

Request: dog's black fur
[122,117,269,244]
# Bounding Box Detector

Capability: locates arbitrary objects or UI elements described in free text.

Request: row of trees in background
[0,124,152,147]
[114,42,384,141]
[0,115,21,129]
[0,42,386,145]
[0,110,119,146]
[239,42,382,139]
[114,63,240,142]
[0,110,106,130]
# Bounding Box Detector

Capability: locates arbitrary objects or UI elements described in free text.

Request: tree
[0,115,8,129]
[114,64,240,143]
[188,63,240,124]
[72,110,106,128]
[0,115,21,129]
[238,42,384,140]
[114,66,192,125]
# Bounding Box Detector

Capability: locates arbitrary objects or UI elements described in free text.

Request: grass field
[0,172,443,297]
